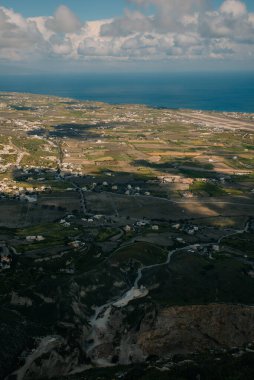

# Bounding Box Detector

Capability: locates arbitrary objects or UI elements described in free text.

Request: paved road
[177,111,254,133]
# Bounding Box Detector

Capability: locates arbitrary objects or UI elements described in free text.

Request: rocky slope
[85,303,254,366]
[5,302,254,379]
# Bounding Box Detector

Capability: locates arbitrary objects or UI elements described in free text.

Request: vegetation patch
[110,242,168,266]
[190,181,226,196]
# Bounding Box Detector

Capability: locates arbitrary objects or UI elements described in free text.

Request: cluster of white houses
[0,179,51,201]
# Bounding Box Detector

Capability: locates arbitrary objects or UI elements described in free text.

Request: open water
[0,72,253,112]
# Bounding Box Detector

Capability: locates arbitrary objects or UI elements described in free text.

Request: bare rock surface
[138,304,254,356]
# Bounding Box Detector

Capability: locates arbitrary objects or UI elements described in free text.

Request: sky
[0,0,254,73]
[1,0,254,19]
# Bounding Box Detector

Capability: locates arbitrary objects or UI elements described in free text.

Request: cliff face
[138,304,254,356]
[87,303,254,365]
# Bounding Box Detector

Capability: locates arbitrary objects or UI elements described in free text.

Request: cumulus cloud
[98,0,254,59]
[0,6,46,60]
[199,1,254,43]
[220,0,247,17]
[45,5,81,33]
[128,0,210,32]
[101,10,153,37]
[0,1,253,65]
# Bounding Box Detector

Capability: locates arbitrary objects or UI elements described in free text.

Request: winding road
[85,221,250,363]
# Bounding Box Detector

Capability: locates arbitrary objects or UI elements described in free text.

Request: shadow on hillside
[1,117,252,229]
[28,121,128,140]
[28,124,100,139]
[0,162,253,231]
[132,159,230,179]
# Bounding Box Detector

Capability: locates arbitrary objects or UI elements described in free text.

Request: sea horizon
[0,71,254,113]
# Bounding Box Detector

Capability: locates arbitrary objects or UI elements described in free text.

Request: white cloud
[0,1,253,66]
[0,6,46,60]
[220,0,247,17]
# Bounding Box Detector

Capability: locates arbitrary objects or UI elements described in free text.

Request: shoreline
[0,91,253,115]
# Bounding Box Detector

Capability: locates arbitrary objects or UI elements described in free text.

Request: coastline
[0,90,253,116]
[0,71,254,113]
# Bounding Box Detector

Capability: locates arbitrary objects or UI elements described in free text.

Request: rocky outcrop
[7,336,83,380]
[138,304,254,356]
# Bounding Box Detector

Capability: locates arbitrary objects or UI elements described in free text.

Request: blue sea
[0,72,253,113]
